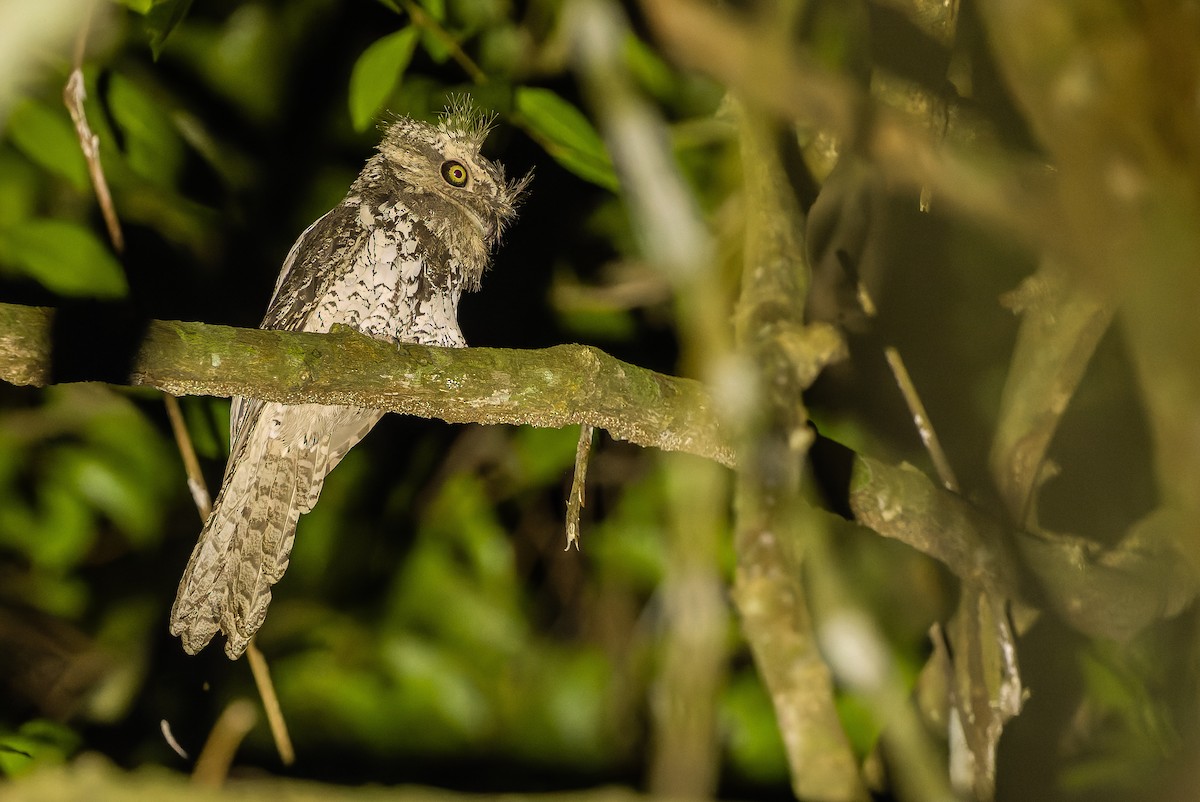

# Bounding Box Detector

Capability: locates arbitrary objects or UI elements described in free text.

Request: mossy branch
[0,301,733,467]
[730,107,865,802]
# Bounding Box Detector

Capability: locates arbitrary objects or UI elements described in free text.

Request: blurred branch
[990,261,1115,527]
[850,454,1198,641]
[876,0,960,47]
[245,640,295,767]
[164,395,211,520]
[395,0,487,84]
[730,105,864,801]
[191,699,257,788]
[975,1,1200,564]
[569,4,729,794]
[640,0,1055,244]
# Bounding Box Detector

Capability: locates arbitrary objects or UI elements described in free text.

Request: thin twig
[884,346,960,493]
[160,718,189,760]
[164,395,212,520]
[63,0,124,253]
[191,698,257,787]
[565,423,594,550]
[246,638,295,766]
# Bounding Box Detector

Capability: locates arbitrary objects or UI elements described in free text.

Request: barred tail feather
[169,403,382,659]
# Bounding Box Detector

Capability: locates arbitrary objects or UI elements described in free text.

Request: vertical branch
[570,2,730,796]
[647,452,729,797]
[564,423,593,550]
[731,102,861,800]
[989,260,1114,527]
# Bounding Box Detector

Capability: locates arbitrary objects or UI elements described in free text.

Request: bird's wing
[262,199,373,334]
[170,402,383,658]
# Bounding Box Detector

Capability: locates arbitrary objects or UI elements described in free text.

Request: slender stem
[190,699,257,787]
[63,0,124,253]
[246,639,295,766]
[163,395,212,521]
[884,346,960,492]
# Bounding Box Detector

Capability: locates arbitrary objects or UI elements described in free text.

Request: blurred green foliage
[0,386,176,617]
[0,719,79,778]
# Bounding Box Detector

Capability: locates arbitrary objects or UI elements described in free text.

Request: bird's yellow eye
[441,160,469,187]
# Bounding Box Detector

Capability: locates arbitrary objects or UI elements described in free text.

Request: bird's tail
[169,403,381,659]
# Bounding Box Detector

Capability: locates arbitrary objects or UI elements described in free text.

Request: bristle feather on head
[438,94,497,148]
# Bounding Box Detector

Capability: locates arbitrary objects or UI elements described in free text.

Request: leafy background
[0,1,1195,801]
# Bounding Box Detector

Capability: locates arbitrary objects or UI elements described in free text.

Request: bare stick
[884,346,960,493]
[246,638,295,766]
[164,395,212,521]
[565,423,594,550]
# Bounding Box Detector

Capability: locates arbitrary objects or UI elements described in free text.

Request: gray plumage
[170,100,529,659]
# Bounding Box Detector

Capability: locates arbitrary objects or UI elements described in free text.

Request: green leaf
[514,87,618,191]
[106,73,185,188]
[348,27,420,132]
[418,0,446,21]
[623,33,676,100]
[0,219,128,298]
[58,449,158,541]
[161,5,282,122]
[0,482,93,571]
[146,0,195,59]
[0,152,40,228]
[5,99,89,191]
[113,0,195,55]
[419,27,454,64]
[0,720,78,778]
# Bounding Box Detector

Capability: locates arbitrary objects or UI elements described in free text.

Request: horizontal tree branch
[0,301,734,466]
